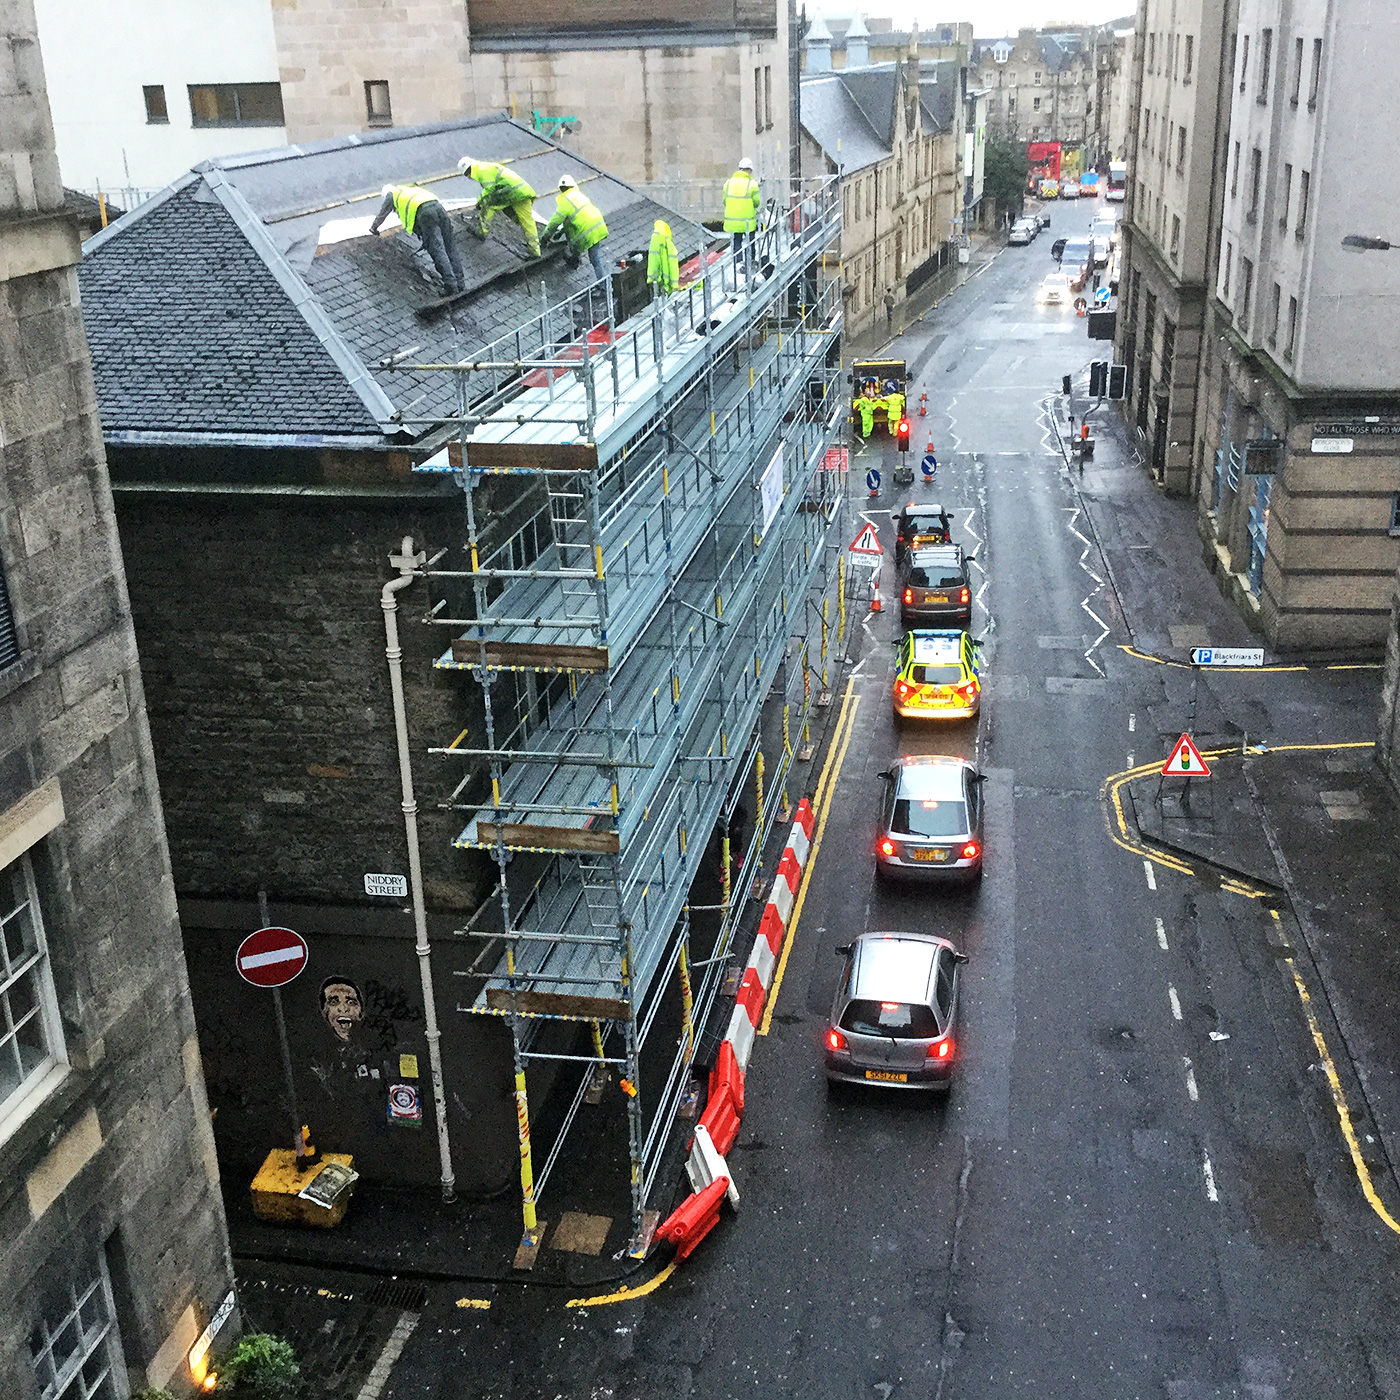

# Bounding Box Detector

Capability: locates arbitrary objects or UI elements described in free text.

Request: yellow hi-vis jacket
[543,187,608,251]
[467,161,537,208]
[722,170,761,232]
[390,186,438,235]
[647,220,679,293]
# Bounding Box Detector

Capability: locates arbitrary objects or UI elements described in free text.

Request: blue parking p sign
[865,468,881,492]
[921,453,937,479]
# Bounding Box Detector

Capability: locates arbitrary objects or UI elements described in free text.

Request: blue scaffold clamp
[921,453,937,479]
[865,467,881,494]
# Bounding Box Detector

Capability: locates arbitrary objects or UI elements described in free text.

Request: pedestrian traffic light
[1108,364,1128,399]
[1062,374,1073,397]
[1089,360,1108,397]
[897,419,911,452]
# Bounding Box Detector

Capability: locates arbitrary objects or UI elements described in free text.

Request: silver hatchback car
[824,932,967,1091]
[876,755,984,881]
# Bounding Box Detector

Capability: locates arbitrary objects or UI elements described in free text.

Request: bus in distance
[1106,161,1127,202]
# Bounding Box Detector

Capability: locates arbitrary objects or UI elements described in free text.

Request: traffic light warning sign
[1161,733,1211,777]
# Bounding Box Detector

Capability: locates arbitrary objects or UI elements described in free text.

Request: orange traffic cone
[918,392,928,417]
[870,574,883,613]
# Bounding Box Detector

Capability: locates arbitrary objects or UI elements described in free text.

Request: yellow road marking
[565,1258,678,1308]
[759,679,861,1036]
[1117,643,1378,674]
[1278,911,1400,1237]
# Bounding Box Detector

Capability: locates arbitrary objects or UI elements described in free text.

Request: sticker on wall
[388,1082,422,1126]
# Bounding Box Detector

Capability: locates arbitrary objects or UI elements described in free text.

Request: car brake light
[928,1038,954,1060]
[879,839,896,856]
[903,587,913,604]
[962,841,980,860]
[960,682,977,700]
[895,680,911,699]
[827,1028,847,1052]
[960,586,970,604]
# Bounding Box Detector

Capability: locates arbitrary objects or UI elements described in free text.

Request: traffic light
[1108,364,1128,399]
[1089,360,1108,397]
[1062,374,1073,397]
[897,419,911,452]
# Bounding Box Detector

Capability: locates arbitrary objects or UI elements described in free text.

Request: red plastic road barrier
[735,967,766,1027]
[699,1042,745,1154]
[794,797,815,839]
[656,1176,729,1260]
[775,848,802,896]
[757,904,785,956]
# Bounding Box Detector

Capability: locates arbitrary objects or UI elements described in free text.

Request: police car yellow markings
[893,631,980,719]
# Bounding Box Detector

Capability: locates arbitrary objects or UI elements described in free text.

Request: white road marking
[1156,917,1168,950]
[1143,860,1157,890]
[1129,713,1136,732]
[1168,985,1182,1021]
[1209,1030,1230,1041]
[851,657,867,678]
[1202,1154,1219,1202]
[1127,752,1135,766]
[1184,1057,1199,1101]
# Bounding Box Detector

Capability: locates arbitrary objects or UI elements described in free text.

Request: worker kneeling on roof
[647,219,679,297]
[542,175,609,282]
[457,157,541,260]
[370,183,466,295]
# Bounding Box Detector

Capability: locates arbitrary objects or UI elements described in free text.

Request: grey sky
[815,5,1135,37]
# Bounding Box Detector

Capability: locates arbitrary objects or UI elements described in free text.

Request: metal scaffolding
[409,177,846,1255]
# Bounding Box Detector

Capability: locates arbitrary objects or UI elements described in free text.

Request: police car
[892,630,982,722]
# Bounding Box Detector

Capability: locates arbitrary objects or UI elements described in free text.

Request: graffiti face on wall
[320,977,364,1043]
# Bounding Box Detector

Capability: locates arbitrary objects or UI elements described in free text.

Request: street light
[1342,234,1394,251]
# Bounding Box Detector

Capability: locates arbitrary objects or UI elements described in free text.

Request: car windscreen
[1062,239,1091,262]
[840,998,941,1039]
[909,566,964,588]
[891,797,968,837]
[908,664,962,686]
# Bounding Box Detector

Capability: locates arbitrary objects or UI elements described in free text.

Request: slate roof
[78,115,710,447]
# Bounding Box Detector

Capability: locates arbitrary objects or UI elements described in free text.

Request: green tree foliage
[224,1334,300,1399]
[984,138,1029,219]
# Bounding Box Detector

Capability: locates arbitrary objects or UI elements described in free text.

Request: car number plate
[865,1070,908,1083]
[910,848,949,862]
[926,593,949,604]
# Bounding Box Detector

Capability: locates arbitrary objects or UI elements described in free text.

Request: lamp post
[1342,234,1395,251]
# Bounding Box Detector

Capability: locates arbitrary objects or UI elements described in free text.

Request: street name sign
[1162,734,1211,777]
[236,926,309,987]
[1191,647,1265,667]
[364,872,409,897]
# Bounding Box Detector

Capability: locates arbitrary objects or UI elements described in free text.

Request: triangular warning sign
[1162,733,1211,777]
[849,521,883,555]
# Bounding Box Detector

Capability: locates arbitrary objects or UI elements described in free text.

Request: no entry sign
[236,926,308,987]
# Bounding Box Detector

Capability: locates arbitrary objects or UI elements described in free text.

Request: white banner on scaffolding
[760,444,784,539]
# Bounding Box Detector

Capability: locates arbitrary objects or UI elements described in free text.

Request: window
[1308,38,1322,109]
[1239,33,1249,92]
[1278,164,1292,229]
[1033,96,1041,111]
[1240,256,1254,323]
[1176,125,1187,172]
[1222,240,1233,297]
[1285,295,1298,359]
[1184,35,1194,83]
[1296,168,1310,238]
[1269,281,1281,343]
[1148,33,1155,70]
[0,554,20,672]
[1007,95,1016,111]
[188,82,284,127]
[1247,148,1262,220]
[364,80,392,127]
[142,85,168,124]
[1291,36,1304,105]
[1231,141,1241,197]
[1034,70,1042,82]
[754,68,762,134]
[763,66,773,130]
[0,852,64,1128]
[29,1257,123,1400]
[1258,28,1273,101]
[1170,214,1181,260]
[1390,495,1400,538]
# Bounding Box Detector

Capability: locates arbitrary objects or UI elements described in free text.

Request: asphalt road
[382,199,1400,1399]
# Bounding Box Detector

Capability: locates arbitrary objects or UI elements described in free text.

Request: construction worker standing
[647,218,679,297]
[723,159,762,270]
[457,158,541,259]
[542,175,610,280]
[370,184,466,295]
[853,391,876,440]
[884,387,905,434]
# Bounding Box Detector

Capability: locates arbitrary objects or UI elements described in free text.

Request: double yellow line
[1118,644,1379,675]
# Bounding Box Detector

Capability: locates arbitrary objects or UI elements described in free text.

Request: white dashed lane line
[1184,1057,1199,1102]
[1156,917,1168,950]
[1203,1154,1219,1202]
[1129,712,1136,732]
[1143,860,1157,890]
[1168,985,1183,1021]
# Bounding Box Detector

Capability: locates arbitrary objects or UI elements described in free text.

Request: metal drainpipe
[381,536,456,1203]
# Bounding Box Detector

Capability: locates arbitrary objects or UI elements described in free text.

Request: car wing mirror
[877,769,894,781]
[834,943,853,956]
[970,772,988,783]
[954,951,970,964]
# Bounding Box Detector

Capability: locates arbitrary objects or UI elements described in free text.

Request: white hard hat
[457,157,475,175]
[558,174,578,190]
[738,159,754,171]
[381,184,395,196]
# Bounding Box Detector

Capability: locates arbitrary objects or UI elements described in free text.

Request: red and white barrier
[658,798,817,1260]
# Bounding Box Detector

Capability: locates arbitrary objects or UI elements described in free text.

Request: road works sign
[236,926,309,987]
[1162,734,1211,777]
[848,521,883,555]
[1191,647,1265,667]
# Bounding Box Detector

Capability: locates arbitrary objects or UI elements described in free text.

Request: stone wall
[0,3,234,1394]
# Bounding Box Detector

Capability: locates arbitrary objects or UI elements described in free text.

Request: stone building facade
[973,28,1102,156]
[1192,0,1400,650]
[801,15,973,71]
[1114,0,1236,495]
[0,2,235,1395]
[800,53,966,336]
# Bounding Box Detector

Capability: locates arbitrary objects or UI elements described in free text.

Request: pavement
[233,198,1400,1400]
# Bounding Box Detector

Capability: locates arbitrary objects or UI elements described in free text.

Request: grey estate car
[824,932,967,1090]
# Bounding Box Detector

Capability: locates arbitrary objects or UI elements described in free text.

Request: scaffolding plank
[477,820,620,854]
[485,987,631,1021]
[454,639,610,671]
[460,440,598,472]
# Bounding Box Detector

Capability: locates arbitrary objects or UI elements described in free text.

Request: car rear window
[909,664,962,686]
[891,797,968,837]
[840,999,941,1039]
[909,566,965,588]
[1062,239,1091,262]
